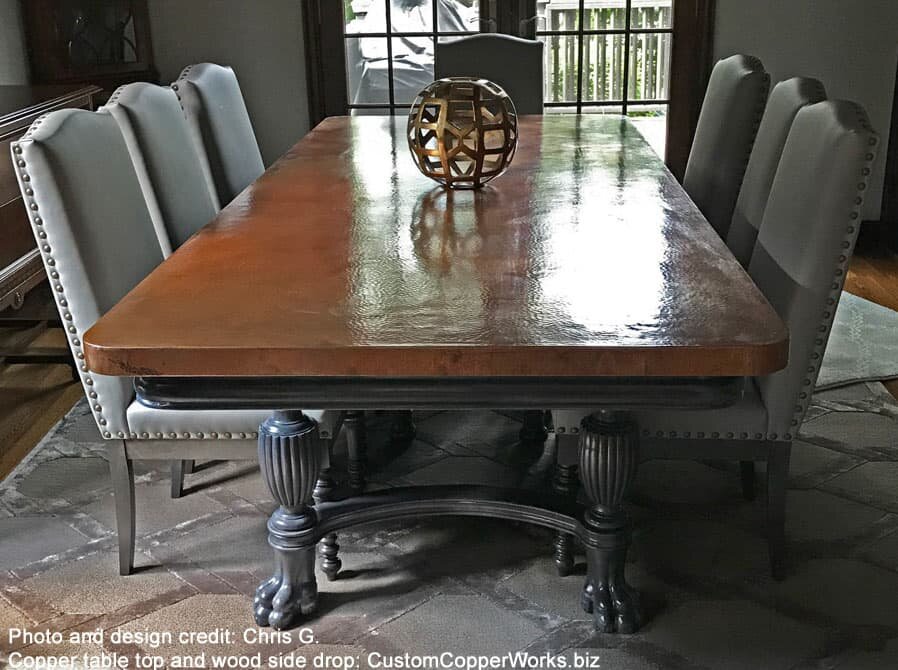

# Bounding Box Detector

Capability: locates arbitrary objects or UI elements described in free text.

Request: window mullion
[622,0,632,115]
[385,0,395,111]
[576,0,585,113]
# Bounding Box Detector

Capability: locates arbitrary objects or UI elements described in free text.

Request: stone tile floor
[1,383,898,668]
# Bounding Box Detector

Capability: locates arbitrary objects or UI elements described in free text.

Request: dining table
[83,114,788,634]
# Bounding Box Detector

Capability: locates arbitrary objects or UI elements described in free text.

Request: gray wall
[0,0,28,84]
[714,0,898,220]
[148,0,309,165]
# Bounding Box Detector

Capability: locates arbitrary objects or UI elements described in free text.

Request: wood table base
[253,410,641,633]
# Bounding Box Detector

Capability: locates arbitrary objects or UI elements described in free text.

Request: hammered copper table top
[84,115,788,378]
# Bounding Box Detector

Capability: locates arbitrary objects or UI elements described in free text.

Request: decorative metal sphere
[407,77,518,189]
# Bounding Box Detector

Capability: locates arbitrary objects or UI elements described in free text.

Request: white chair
[727,77,827,268]
[683,55,770,239]
[435,34,544,115]
[554,100,879,579]
[172,63,265,206]
[11,108,341,576]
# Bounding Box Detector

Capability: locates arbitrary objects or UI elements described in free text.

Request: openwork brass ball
[407,77,518,189]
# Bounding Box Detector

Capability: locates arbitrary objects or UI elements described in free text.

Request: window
[536,0,673,155]
[343,0,483,114]
[305,0,713,178]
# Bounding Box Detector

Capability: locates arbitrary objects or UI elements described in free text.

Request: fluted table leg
[254,410,323,630]
[578,410,642,634]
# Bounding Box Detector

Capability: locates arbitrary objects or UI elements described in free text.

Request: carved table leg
[345,410,368,493]
[552,432,579,577]
[390,410,416,447]
[254,410,322,630]
[578,410,642,634]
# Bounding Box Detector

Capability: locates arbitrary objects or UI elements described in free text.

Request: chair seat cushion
[631,377,768,440]
[126,402,339,440]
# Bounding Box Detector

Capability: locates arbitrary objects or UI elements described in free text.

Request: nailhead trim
[641,105,878,444]
[12,115,268,443]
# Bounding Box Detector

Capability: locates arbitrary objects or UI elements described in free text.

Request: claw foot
[253,572,318,629]
[580,569,641,634]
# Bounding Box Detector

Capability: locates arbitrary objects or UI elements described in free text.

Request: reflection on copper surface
[410,187,483,275]
[84,116,788,378]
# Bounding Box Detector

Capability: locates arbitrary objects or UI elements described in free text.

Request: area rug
[3,384,898,668]
[817,292,898,390]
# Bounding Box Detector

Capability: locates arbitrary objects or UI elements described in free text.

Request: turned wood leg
[319,533,341,581]
[254,410,322,630]
[520,409,549,444]
[578,411,642,634]
[313,467,337,503]
[767,441,791,581]
[345,410,368,493]
[313,444,341,581]
[390,410,416,447]
[108,441,135,576]
[740,460,756,501]
[552,432,579,577]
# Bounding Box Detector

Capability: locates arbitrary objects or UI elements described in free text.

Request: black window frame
[535,0,673,114]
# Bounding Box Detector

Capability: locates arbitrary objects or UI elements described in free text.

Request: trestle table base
[252,409,642,633]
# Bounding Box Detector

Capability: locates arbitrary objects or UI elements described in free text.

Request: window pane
[345,0,384,34]
[630,0,673,29]
[582,33,625,102]
[346,37,390,104]
[540,34,580,103]
[438,0,480,32]
[537,2,581,32]
[627,32,672,101]
[582,1,628,31]
[629,105,668,157]
[391,0,434,33]
[393,36,435,105]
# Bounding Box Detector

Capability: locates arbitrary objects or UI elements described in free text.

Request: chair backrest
[173,63,264,205]
[10,109,164,439]
[435,34,544,115]
[749,101,878,439]
[727,77,826,268]
[684,54,770,239]
[104,82,221,254]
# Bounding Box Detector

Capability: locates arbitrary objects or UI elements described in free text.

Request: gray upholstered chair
[103,81,247,498]
[10,108,341,576]
[435,34,544,115]
[727,77,827,268]
[554,100,879,580]
[104,82,221,254]
[683,55,770,239]
[172,63,265,206]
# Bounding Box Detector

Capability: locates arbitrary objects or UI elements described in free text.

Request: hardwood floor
[0,326,81,481]
[1,237,897,482]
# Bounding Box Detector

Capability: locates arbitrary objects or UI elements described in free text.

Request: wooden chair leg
[766,441,791,581]
[740,460,756,501]
[170,460,190,499]
[108,441,135,576]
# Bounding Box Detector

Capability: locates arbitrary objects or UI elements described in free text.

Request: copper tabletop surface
[84,115,788,378]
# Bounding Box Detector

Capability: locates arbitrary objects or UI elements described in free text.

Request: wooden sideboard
[0,84,101,312]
